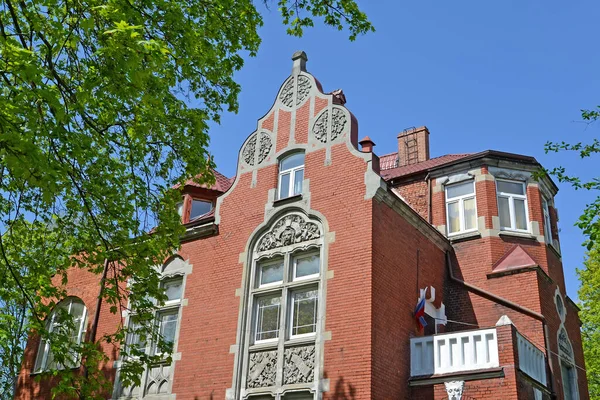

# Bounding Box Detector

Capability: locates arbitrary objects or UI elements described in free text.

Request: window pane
[280,153,304,171]
[295,254,319,279]
[293,168,304,196]
[158,311,179,345]
[256,296,280,341]
[463,198,476,230]
[126,318,146,354]
[562,363,575,400]
[498,196,511,228]
[514,199,527,230]
[176,202,183,217]
[447,201,460,233]
[259,260,283,286]
[163,278,183,302]
[190,200,212,220]
[292,290,318,336]
[279,173,290,199]
[497,180,524,195]
[446,181,474,199]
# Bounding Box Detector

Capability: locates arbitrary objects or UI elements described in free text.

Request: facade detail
[247,351,278,388]
[257,214,320,251]
[312,107,347,143]
[444,381,464,400]
[283,345,316,385]
[15,52,590,400]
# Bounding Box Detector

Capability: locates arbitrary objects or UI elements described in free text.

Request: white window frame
[543,198,553,244]
[151,276,184,356]
[253,294,282,344]
[257,258,285,288]
[34,298,87,373]
[496,179,530,233]
[249,250,321,346]
[445,180,478,236]
[292,251,320,281]
[278,153,305,200]
[288,287,319,340]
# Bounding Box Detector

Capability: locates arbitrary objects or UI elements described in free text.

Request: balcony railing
[516,332,547,385]
[410,328,500,377]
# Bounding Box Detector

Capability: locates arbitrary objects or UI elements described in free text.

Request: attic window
[190,199,212,220]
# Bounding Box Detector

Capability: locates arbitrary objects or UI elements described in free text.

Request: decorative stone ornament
[242,131,273,167]
[257,214,320,252]
[558,328,573,358]
[278,75,313,108]
[444,381,464,400]
[247,350,278,388]
[283,345,316,384]
[312,107,348,143]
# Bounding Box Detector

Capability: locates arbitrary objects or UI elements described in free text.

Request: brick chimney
[397,126,430,166]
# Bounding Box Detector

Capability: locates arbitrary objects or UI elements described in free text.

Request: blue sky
[207,1,599,300]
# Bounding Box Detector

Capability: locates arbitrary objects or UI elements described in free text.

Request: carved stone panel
[145,364,172,395]
[279,77,295,108]
[278,75,312,108]
[283,345,315,385]
[296,75,311,105]
[558,328,573,358]
[258,132,273,164]
[311,107,348,143]
[330,108,347,141]
[257,214,321,252]
[243,135,257,166]
[247,350,278,388]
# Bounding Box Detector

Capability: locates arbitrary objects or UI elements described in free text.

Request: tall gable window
[496,179,529,232]
[278,153,304,200]
[34,297,87,372]
[239,213,323,397]
[445,180,477,235]
[542,198,553,244]
[117,258,188,398]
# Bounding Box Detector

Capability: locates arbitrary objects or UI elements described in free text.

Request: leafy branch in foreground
[0,0,372,398]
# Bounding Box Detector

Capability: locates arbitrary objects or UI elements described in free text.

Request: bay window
[496,179,529,232]
[445,180,477,235]
[278,153,305,199]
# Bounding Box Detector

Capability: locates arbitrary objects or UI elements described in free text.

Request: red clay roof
[380,153,473,181]
[179,170,233,193]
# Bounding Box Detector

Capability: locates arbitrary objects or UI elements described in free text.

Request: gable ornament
[258,214,320,252]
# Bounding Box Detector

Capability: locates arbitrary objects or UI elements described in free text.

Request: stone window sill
[547,242,562,259]
[273,194,302,207]
[449,231,482,243]
[498,230,537,241]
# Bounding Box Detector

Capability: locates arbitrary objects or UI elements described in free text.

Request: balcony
[516,332,547,385]
[410,328,500,377]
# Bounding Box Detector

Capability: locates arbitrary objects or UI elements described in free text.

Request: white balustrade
[410,328,499,377]
[516,332,547,385]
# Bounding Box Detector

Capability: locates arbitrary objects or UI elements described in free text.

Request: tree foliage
[541,106,599,397]
[0,0,373,398]
[578,245,600,398]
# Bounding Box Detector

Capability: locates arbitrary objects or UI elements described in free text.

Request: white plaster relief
[444,381,464,400]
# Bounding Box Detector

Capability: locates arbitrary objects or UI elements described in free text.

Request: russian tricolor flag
[414,296,427,330]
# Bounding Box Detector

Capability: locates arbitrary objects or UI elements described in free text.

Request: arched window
[278,153,305,200]
[240,212,323,398]
[34,297,87,372]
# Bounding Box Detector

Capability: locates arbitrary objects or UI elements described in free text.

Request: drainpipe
[445,252,555,398]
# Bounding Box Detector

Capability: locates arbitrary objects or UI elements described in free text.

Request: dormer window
[496,179,529,232]
[278,153,304,200]
[189,199,212,221]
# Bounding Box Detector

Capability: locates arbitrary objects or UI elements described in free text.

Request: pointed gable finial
[292,51,308,75]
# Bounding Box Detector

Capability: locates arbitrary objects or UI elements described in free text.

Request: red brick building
[15,52,589,400]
